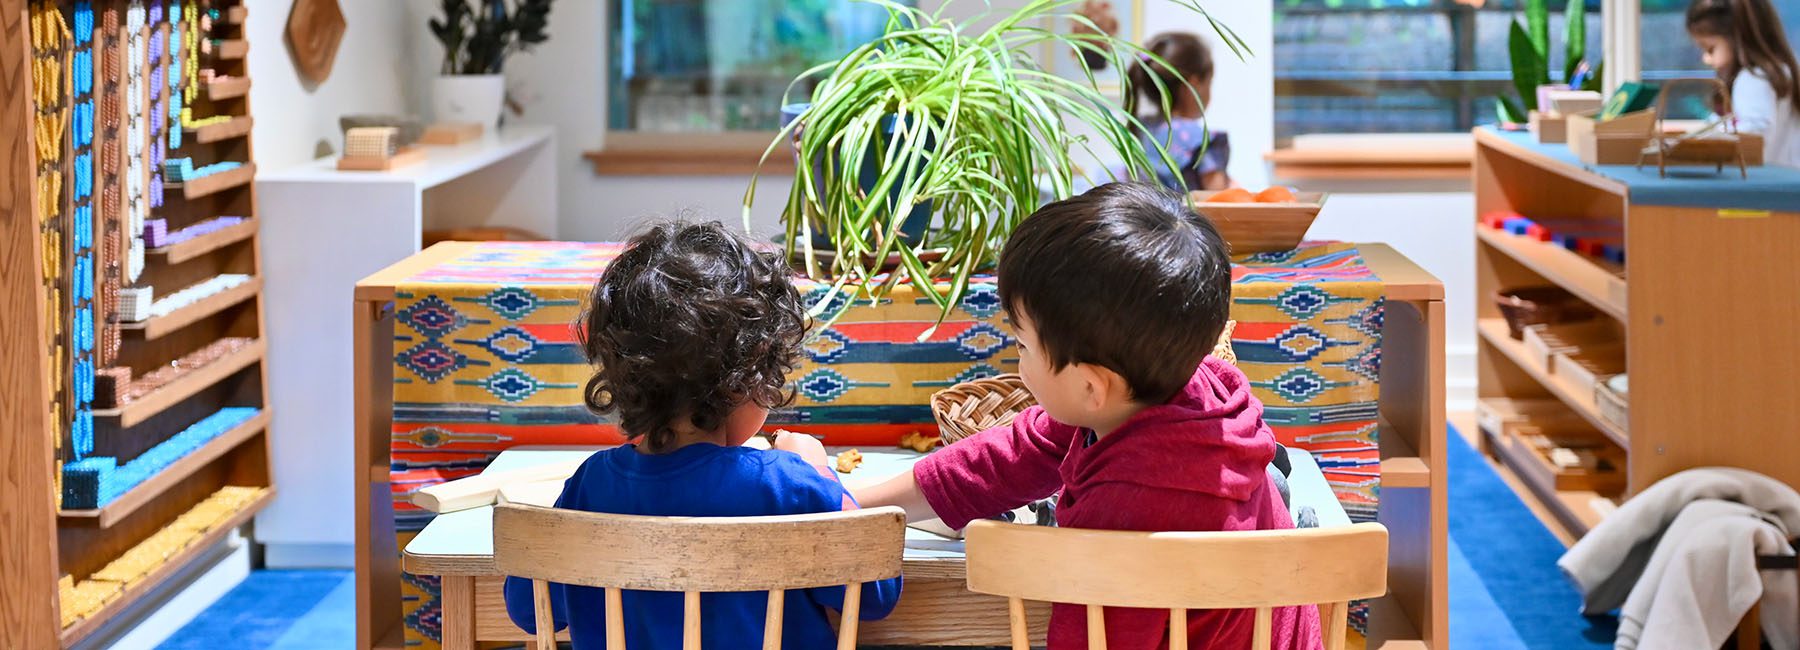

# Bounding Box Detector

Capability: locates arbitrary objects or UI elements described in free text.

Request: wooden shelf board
[206,77,251,101]
[1378,422,1430,489]
[58,488,275,646]
[1478,228,1627,321]
[1478,318,1629,447]
[1474,128,1631,198]
[118,277,262,341]
[187,116,253,144]
[167,162,256,200]
[147,219,256,265]
[1484,424,1611,536]
[58,411,270,528]
[216,39,248,60]
[1357,243,1445,302]
[92,341,264,428]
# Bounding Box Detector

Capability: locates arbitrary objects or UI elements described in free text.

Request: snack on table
[835,449,863,474]
[898,431,941,453]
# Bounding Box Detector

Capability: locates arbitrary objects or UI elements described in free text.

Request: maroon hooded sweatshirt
[913,356,1322,650]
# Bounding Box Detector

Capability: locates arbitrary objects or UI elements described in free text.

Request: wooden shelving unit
[59,411,271,528]
[92,340,265,428]
[1474,127,1800,537]
[116,277,262,340]
[185,114,252,144]
[167,161,256,199]
[147,218,258,264]
[0,2,273,646]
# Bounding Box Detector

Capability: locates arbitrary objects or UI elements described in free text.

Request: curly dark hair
[579,221,807,452]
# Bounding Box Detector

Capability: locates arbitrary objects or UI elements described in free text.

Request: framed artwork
[1044,0,1143,92]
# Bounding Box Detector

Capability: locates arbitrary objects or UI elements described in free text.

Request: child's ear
[1074,363,1129,411]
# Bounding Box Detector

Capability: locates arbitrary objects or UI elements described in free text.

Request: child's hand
[772,430,829,468]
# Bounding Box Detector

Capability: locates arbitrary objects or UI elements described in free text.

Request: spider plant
[743,0,1246,337]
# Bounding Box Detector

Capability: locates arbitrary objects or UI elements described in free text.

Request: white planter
[433,74,505,127]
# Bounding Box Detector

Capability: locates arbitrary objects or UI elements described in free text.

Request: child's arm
[857,406,1076,530]
[1732,71,1779,136]
[501,466,591,634]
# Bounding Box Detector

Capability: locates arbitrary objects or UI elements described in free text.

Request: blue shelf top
[1482,126,1800,211]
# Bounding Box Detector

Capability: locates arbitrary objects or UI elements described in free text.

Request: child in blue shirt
[501,221,903,648]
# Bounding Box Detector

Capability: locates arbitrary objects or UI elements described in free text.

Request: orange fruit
[1206,188,1255,203]
[1254,186,1297,203]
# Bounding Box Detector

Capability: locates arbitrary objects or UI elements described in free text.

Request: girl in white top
[1688,0,1800,168]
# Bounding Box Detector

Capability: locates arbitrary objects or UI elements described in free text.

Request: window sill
[586,132,795,176]
[1266,133,1474,183]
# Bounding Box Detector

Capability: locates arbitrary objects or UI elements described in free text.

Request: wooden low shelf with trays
[1474,126,1800,538]
[0,1,275,646]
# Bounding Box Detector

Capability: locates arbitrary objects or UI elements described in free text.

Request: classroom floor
[153,427,1618,650]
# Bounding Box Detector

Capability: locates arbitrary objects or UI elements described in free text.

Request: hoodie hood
[1062,356,1277,502]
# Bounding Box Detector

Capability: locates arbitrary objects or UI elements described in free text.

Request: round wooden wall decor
[286,0,346,84]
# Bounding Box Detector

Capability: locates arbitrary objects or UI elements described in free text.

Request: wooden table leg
[442,575,478,650]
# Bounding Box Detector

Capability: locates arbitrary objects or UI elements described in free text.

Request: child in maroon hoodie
[856,182,1322,649]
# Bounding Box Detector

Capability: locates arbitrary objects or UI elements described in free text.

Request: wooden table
[401,446,1350,648]
[354,241,1447,649]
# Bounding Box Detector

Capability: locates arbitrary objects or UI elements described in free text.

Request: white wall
[248,0,416,566]
[248,0,415,169]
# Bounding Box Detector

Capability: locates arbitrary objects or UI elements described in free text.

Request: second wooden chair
[964,520,1390,650]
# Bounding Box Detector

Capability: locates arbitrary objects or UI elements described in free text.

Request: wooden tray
[1513,424,1626,494]
[1190,191,1327,254]
[1523,320,1618,370]
[1477,397,1589,452]
[1552,343,1627,396]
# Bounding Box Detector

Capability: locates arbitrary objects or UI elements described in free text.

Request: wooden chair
[492,503,905,650]
[963,521,1389,650]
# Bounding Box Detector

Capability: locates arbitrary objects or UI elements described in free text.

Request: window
[606,0,908,133]
[1273,0,1713,144]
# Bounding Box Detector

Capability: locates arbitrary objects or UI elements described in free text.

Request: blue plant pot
[782,103,935,252]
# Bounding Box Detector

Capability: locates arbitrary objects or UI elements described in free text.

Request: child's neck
[643,427,729,455]
[1088,402,1149,440]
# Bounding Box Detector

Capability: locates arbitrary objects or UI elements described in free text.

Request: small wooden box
[1552,343,1627,396]
[1523,320,1619,370]
[419,122,485,145]
[337,146,427,171]
[1530,111,1569,144]
[1568,109,1657,165]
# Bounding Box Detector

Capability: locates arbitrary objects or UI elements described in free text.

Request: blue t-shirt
[501,443,903,649]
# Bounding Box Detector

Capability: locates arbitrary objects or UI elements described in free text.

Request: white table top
[258,125,553,189]
[402,444,1349,572]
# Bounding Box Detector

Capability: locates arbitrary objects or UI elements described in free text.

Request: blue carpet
[157,570,353,650]
[1447,427,1618,648]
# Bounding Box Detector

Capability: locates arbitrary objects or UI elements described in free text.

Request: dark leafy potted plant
[1497,0,1603,125]
[744,0,1245,334]
[428,0,553,126]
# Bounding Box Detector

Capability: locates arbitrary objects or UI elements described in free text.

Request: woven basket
[1494,286,1596,340]
[931,322,1239,444]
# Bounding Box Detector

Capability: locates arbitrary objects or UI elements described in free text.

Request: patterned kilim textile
[388,241,1383,648]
